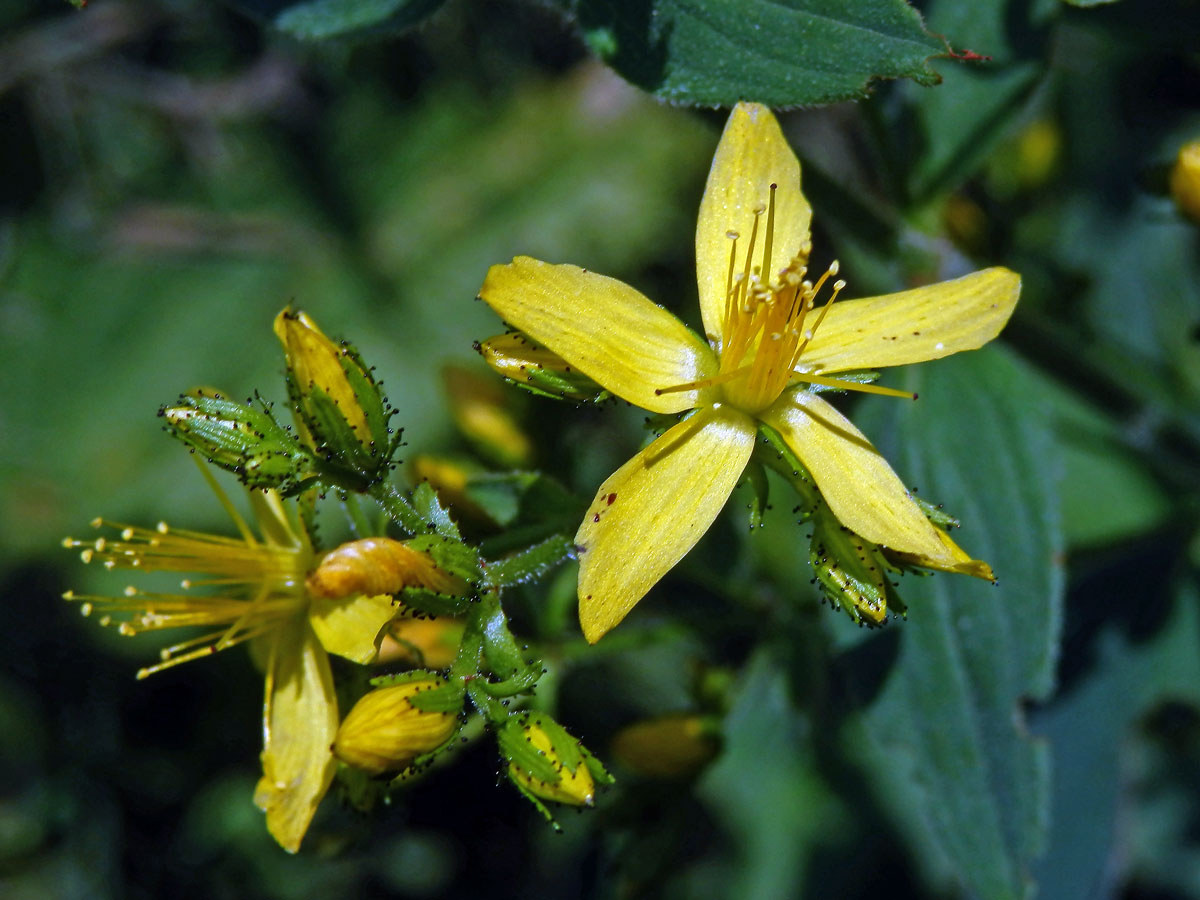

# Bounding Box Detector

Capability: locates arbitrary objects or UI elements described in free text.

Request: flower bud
[442,365,532,468]
[159,389,307,492]
[1170,139,1200,223]
[476,332,607,403]
[499,714,609,808]
[332,679,459,776]
[274,308,399,486]
[610,714,720,778]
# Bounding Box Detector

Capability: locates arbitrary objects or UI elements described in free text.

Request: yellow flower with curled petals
[62,471,447,852]
[479,102,1020,644]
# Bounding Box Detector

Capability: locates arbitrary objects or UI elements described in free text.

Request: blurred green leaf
[275,0,445,40]
[1033,583,1200,899]
[838,347,1063,900]
[695,650,850,900]
[896,0,1058,203]
[553,0,944,107]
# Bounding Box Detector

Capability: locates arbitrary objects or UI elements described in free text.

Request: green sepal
[500,368,609,404]
[476,333,609,403]
[743,459,770,530]
[497,712,583,787]
[335,340,397,454]
[364,669,466,714]
[478,661,544,698]
[411,481,463,539]
[406,533,482,583]
[482,533,576,588]
[397,588,473,618]
[291,380,385,485]
[754,421,819,519]
[808,502,897,627]
[910,493,962,531]
[159,390,310,493]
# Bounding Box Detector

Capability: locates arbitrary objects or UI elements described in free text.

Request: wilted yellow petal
[576,405,757,643]
[479,257,719,415]
[761,392,961,566]
[254,619,338,854]
[308,591,396,665]
[695,102,812,345]
[800,268,1020,374]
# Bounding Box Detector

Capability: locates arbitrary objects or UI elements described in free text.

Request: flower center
[658,184,916,411]
[714,187,844,412]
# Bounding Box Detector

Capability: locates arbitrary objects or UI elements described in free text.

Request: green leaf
[464,472,579,530]
[274,0,445,40]
[837,347,1064,900]
[696,650,850,899]
[1032,583,1200,899]
[558,0,946,107]
[897,0,1058,202]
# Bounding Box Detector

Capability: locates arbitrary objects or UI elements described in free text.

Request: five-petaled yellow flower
[479,102,1020,643]
[63,473,452,852]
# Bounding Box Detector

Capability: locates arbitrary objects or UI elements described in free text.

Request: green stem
[368,480,430,535]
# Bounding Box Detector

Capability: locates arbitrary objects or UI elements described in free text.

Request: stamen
[762,184,777,279]
[655,365,753,396]
[795,372,917,400]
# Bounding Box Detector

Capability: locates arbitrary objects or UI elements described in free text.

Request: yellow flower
[479,102,1020,643]
[62,474,428,852]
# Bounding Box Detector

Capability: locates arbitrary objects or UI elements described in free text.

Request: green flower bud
[476,332,608,403]
[498,713,611,813]
[159,389,308,492]
[274,308,401,487]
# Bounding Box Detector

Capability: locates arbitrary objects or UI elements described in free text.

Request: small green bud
[159,390,308,492]
[808,502,894,627]
[498,713,611,816]
[275,308,401,487]
[476,332,608,403]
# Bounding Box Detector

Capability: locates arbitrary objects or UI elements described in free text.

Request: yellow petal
[761,392,959,565]
[576,405,757,643]
[254,618,338,853]
[480,257,719,415]
[308,591,396,664]
[800,268,1020,374]
[695,102,812,345]
[888,525,995,581]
